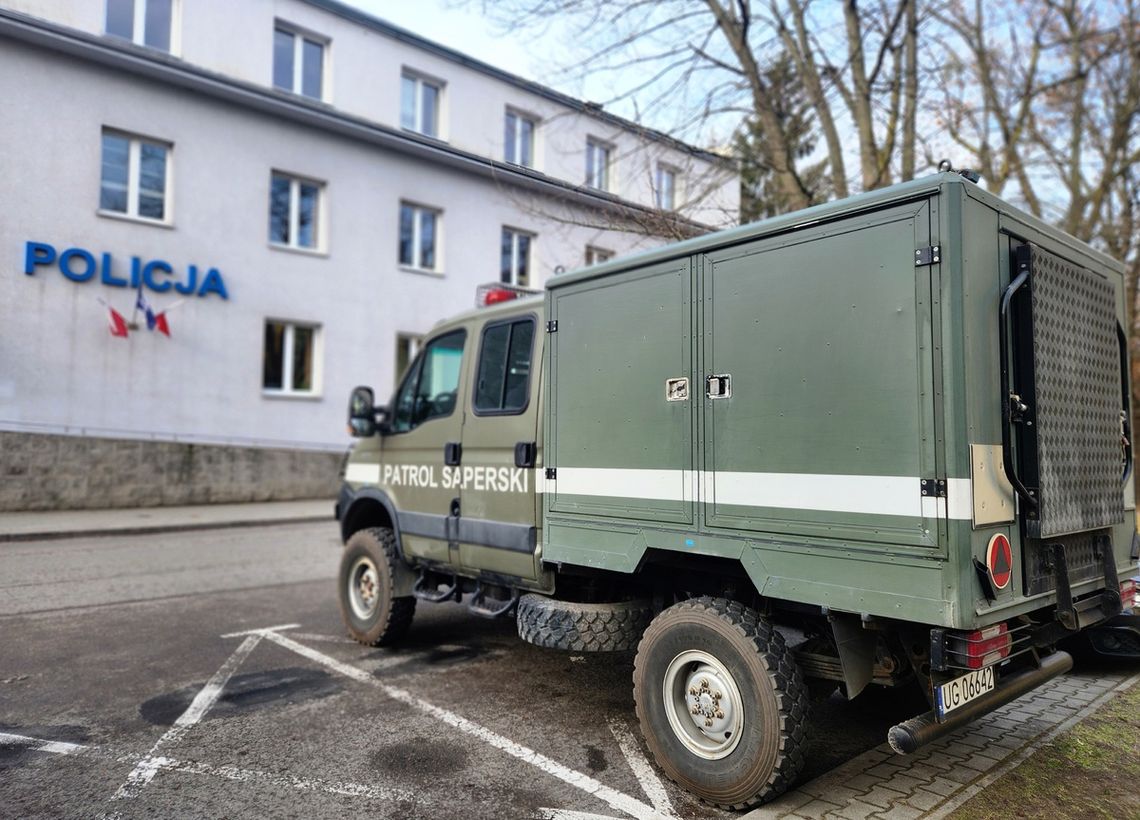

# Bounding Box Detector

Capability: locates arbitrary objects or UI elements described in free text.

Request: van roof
[548,172,1123,290]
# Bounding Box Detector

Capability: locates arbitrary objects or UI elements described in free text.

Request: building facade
[0,0,739,510]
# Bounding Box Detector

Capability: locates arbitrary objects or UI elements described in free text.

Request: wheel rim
[347,556,381,620]
[662,649,745,760]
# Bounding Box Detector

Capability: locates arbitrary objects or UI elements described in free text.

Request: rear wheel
[632,596,808,809]
[338,527,416,646]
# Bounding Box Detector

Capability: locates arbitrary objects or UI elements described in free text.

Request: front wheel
[338,527,416,646]
[632,597,808,809]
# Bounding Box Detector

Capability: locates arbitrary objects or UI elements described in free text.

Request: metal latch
[706,374,732,399]
[544,467,557,480]
[914,245,941,266]
[546,320,558,333]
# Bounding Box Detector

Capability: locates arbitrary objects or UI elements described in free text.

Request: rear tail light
[962,623,1012,669]
[1121,578,1138,610]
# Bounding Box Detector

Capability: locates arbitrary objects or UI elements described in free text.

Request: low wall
[0,432,344,511]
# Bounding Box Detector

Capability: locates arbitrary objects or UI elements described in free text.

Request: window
[401,72,441,137]
[395,333,423,387]
[399,203,440,271]
[99,130,170,222]
[504,110,535,167]
[269,173,323,250]
[273,26,325,99]
[105,0,173,51]
[585,246,613,266]
[474,318,535,415]
[586,138,611,191]
[656,163,678,210]
[263,321,320,395]
[390,330,465,433]
[501,228,533,287]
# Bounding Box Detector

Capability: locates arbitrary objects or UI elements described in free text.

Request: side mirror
[348,386,379,437]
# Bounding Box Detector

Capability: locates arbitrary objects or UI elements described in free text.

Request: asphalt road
[0,522,930,819]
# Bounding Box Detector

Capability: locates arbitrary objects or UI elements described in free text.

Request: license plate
[936,666,995,718]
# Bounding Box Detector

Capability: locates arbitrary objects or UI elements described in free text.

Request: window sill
[268,242,329,258]
[399,265,445,278]
[97,210,175,230]
[262,390,323,401]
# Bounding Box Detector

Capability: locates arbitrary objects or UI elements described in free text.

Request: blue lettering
[59,248,96,282]
[175,265,198,295]
[101,253,129,287]
[197,268,228,300]
[130,257,142,289]
[24,241,56,275]
[143,260,173,293]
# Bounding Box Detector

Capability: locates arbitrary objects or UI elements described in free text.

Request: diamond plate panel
[1023,529,1107,595]
[1028,245,1124,538]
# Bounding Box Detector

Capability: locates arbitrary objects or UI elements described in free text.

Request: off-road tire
[517,594,652,652]
[338,527,416,647]
[632,596,809,809]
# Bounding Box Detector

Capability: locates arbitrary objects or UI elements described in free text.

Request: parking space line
[608,719,674,816]
[111,633,263,800]
[0,731,87,756]
[1,732,425,805]
[256,628,673,820]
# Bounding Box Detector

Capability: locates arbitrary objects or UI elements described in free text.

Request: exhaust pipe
[888,650,1073,754]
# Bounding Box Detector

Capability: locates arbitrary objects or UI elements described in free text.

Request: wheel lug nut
[704,718,713,727]
[715,710,724,719]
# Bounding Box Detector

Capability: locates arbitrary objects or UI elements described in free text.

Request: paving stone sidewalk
[744,668,1140,820]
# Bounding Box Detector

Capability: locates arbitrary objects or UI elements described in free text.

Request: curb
[0,514,332,544]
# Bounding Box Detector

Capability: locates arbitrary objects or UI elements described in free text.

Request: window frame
[98,128,172,226]
[394,332,424,389]
[104,0,178,53]
[471,314,538,418]
[388,328,467,434]
[585,137,612,191]
[273,22,327,100]
[655,162,679,210]
[585,246,613,266]
[504,108,537,168]
[399,201,442,273]
[262,319,322,398]
[268,171,325,253]
[400,70,444,139]
[501,226,534,287]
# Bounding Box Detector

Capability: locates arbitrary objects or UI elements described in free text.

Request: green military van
[335,172,1139,809]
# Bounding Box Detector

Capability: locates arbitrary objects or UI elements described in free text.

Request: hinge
[544,467,557,480]
[914,245,941,266]
[920,478,947,498]
[546,320,558,333]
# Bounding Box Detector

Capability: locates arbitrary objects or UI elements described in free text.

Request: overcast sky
[343,1,553,89]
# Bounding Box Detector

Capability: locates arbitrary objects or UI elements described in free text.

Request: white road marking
[1,732,424,805]
[220,623,300,638]
[256,628,666,820]
[0,731,87,756]
[289,631,357,644]
[111,634,263,800]
[608,719,675,816]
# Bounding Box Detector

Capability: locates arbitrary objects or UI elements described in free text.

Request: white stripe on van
[548,468,974,521]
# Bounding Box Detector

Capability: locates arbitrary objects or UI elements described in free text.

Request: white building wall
[4,0,739,224]
[0,39,675,451]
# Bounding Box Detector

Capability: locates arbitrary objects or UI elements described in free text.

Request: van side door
[457,313,543,583]
[380,328,468,566]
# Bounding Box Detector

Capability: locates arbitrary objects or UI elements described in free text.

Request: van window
[390,329,465,433]
[474,318,535,415]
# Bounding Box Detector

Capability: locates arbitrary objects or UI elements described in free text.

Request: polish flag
[107,306,129,338]
[153,311,170,337]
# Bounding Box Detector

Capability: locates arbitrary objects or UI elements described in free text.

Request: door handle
[514,441,536,468]
[706,374,732,399]
[444,442,462,466]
